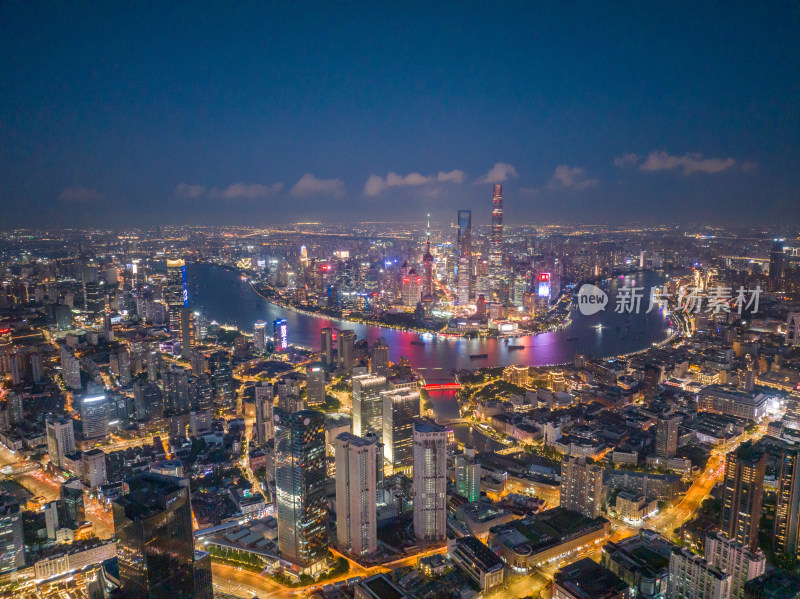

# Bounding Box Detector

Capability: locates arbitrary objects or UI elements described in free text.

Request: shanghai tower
[490,184,503,268]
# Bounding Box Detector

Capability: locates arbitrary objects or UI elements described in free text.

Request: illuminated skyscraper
[489,184,503,268]
[455,449,481,502]
[770,239,786,283]
[80,389,109,440]
[0,495,24,574]
[655,416,679,459]
[338,329,356,371]
[254,381,274,446]
[335,432,378,556]
[371,337,390,376]
[423,213,434,298]
[253,320,268,352]
[305,362,326,408]
[46,415,75,470]
[401,270,423,307]
[382,387,420,474]
[721,441,765,551]
[457,209,472,305]
[275,409,328,575]
[773,445,800,559]
[166,258,192,358]
[560,456,605,518]
[320,327,334,366]
[352,373,387,438]
[113,472,204,599]
[413,421,447,542]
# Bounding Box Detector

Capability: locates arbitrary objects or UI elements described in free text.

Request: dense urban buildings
[0,216,797,599]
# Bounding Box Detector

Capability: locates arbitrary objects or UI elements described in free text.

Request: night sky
[1,3,799,228]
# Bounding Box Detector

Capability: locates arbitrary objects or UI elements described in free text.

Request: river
[187,263,671,380]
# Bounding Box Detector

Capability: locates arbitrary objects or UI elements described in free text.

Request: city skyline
[2,4,800,599]
[1,3,799,227]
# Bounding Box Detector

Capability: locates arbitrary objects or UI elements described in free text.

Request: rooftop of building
[335,431,377,447]
[492,507,606,553]
[700,384,766,403]
[602,530,673,577]
[358,574,408,599]
[453,535,503,572]
[458,501,509,524]
[554,558,628,599]
[744,569,800,599]
[414,421,447,434]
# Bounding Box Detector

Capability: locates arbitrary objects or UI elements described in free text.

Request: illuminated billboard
[181,264,189,307]
[273,318,288,351]
[537,273,551,298]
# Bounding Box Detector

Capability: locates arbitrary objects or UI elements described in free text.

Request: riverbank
[246,277,564,342]
[188,262,674,369]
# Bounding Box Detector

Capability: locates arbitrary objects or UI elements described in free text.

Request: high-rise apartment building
[721,441,766,551]
[47,415,75,470]
[352,374,387,438]
[773,445,800,559]
[560,456,605,519]
[320,327,334,366]
[335,433,378,556]
[455,450,481,502]
[668,547,731,599]
[254,381,274,446]
[253,320,268,352]
[655,416,679,459]
[305,362,326,408]
[164,364,192,414]
[338,330,356,371]
[80,389,110,440]
[413,422,447,542]
[82,448,107,488]
[704,532,766,599]
[370,337,390,376]
[274,409,328,575]
[60,346,82,390]
[113,472,207,599]
[382,388,420,474]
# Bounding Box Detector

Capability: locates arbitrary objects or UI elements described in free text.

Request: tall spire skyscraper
[489,184,503,268]
[423,213,434,297]
[456,209,472,305]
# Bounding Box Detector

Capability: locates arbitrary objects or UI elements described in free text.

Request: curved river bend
[188,263,671,380]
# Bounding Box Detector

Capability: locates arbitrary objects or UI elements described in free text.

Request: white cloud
[437,169,466,183]
[613,153,640,168]
[639,151,736,175]
[547,165,600,190]
[174,183,207,199]
[365,169,467,196]
[209,182,283,199]
[291,174,345,197]
[59,186,104,202]
[477,162,518,184]
[364,175,388,197]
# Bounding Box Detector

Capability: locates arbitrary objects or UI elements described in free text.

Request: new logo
[577,284,608,316]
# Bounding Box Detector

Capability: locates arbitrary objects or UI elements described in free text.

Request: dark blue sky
[1,3,798,228]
